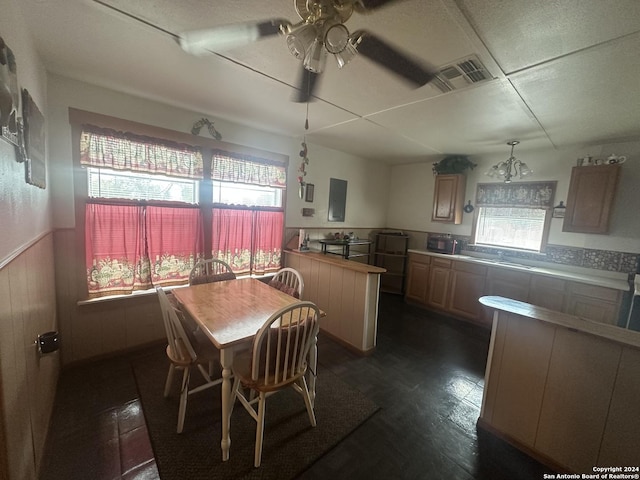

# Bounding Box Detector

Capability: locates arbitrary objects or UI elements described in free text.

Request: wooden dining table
[172,277,319,462]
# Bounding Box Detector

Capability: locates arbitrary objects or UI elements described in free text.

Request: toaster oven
[426,236,460,255]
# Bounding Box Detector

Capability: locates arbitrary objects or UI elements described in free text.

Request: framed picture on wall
[22,88,46,188]
[305,183,314,202]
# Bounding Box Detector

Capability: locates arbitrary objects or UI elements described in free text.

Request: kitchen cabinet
[431,174,466,224]
[406,253,430,303]
[563,164,620,234]
[566,281,622,325]
[528,275,566,312]
[483,267,531,324]
[374,233,409,294]
[448,261,487,324]
[405,252,624,328]
[427,258,452,310]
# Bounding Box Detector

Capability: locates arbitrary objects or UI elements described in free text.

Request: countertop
[408,249,630,291]
[285,249,386,274]
[480,296,640,348]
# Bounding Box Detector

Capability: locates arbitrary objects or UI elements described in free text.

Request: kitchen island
[478,296,640,473]
[284,249,385,354]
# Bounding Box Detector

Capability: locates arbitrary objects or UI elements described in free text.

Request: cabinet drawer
[432,258,452,269]
[568,282,620,302]
[408,253,431,265]
[453,260,487,276]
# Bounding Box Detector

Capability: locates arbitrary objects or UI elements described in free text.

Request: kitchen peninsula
[478,296,640,473]
[284,249,385,354]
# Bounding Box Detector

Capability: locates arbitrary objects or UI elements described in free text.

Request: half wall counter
[478,296,640,473]
[284,249,386,354]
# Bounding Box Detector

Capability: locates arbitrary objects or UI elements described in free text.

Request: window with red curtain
[82,125,204,298]
[211,151,286,276]
[80,127,287,298]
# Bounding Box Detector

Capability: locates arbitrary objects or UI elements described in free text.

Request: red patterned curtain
[253,210,284,274]
[86,203,205,298]
[146,206,204,286]
[212,208,253,274]
[212,151,286,187]
[85,203,151,297]
[212,208,284,275]
[80,125,204,179]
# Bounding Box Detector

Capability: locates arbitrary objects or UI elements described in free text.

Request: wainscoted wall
[53,229,165,365]
[0,233,58,480]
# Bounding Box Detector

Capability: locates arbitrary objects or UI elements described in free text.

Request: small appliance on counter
[426,235,460,255]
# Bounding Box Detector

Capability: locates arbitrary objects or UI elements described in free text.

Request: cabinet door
[528,275,566,312]
[406,259,429,304]
[427,259,452,310]
[483,267,531,324]
[566,282,621,325]
[563,165,620,234]
[448,262,488,324]
[432,174,466,224]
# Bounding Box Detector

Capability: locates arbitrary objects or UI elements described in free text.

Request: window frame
[70,108,289,299]
[470,181,557,254]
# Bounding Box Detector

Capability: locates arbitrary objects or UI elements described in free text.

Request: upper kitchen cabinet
[563,165,621,234]
[432,174,466,224]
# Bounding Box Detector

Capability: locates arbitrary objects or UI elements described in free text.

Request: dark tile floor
[39,293,553,479]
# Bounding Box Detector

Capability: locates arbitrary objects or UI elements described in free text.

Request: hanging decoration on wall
[298,140,309,199]
[1,35,22,151]
[190,117,222,140]
[22,88,46,188]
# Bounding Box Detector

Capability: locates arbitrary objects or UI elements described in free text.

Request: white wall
[387,142,640,254]
[0,0,50,262]
[46,74,390,232]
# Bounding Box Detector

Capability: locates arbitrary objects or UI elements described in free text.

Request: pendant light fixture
[485,141,532,183]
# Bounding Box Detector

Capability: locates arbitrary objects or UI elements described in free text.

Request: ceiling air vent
[432,55,491,94]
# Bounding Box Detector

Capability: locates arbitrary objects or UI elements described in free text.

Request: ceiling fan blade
[178,18,290,56]
[354,31,436,87]
[355,0,406,11]
[294,68,320,103]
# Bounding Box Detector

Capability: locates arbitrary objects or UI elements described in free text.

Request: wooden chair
[231,301,320,467]
[157,286,222,433]
[189,258,236,285]
[268,267,304,298]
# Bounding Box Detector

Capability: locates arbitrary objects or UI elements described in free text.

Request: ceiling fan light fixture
[334,40,357,68]
[303,36,327,73]
[286,23,317,60]
[324,23,349,54]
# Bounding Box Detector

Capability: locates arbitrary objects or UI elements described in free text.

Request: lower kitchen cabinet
[405,252,624,329]
[427,258,452,310]
[482,267,531,324]
[406,253,430,303]
[528,275,567,312]
[566,282,622,325]
[448,261,487,324]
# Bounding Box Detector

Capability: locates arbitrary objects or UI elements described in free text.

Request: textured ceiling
[17,0,640,164]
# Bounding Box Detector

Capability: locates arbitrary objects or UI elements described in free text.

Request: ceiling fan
[178,0,436,102]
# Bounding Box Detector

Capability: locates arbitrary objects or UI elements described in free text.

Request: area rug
[132,345,379,480]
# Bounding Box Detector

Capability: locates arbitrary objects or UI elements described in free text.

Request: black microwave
[427,237,460,255]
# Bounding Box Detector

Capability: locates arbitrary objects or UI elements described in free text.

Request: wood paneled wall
[0,233,58,479]
[53,229,165,365]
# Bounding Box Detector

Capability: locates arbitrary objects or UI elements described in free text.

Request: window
[79,124,288,298]
[475,207,547,251]
[472,181,556,253]
[88,168,198,203]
